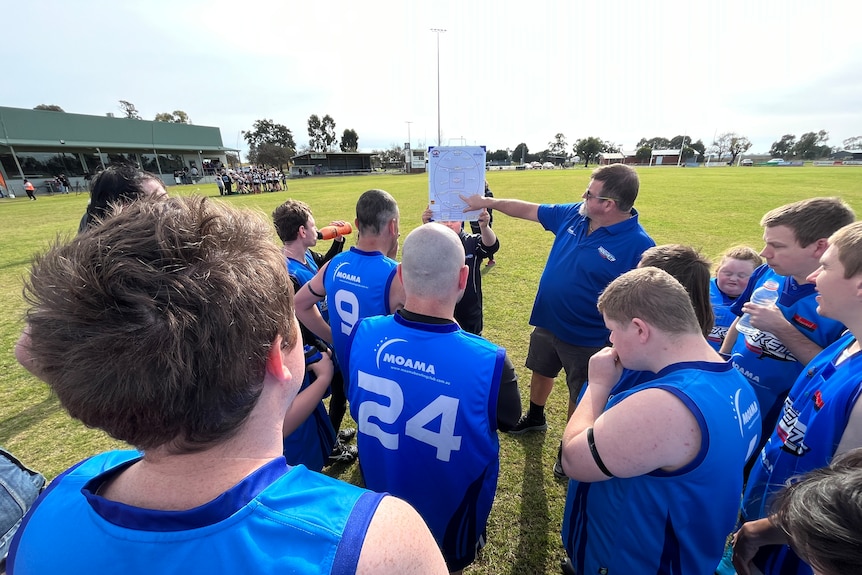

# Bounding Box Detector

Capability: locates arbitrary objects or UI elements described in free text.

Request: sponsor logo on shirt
[792,314,817,332]
[708,325,728,345]
[597,246,616,261]
[743,331,798,363]
[333,261,361,284]
[375,338,437,375]
[777,397,810,456]
[813,390,825,410]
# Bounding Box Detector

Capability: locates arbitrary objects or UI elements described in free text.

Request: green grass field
[2,165,862,574]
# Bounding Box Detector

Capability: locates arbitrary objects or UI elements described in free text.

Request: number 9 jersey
[346,312,505,572]
[324,246,398,379]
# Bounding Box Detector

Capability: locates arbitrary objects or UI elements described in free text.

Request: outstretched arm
[460,194,540,222]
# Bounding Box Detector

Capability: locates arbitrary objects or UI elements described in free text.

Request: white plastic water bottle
[736,280,780,336]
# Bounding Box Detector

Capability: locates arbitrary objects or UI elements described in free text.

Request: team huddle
[7,163,862,575]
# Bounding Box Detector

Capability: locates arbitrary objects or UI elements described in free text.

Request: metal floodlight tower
[431,28,446,147]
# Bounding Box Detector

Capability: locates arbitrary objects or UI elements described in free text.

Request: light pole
[431,28,446,147]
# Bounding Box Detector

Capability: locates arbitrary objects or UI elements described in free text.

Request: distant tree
[692,139,706,161]
[243,119,296,166]
[118,100,142,119]
[321,115,337,151]
[574,137,604,167]
[728,135,753,165]
[637,136,672,150]
[711,132,744,161]
[33,104,64,112]
[669,135,699,160]
[548,133,568,160]
[793,130,829,160]
[154,110,192,124]
[512,143,529,164]
[254,142,293,169]
[602,140,621,154]
[770,134,796,159]
[307,115,322,151]
[842,136,862,150]
[636,146,652,163]
[371,144,406,170]
[340,128,359,152]
[487,149,509,162]
[225,152,240,168]
[308,114,338,152]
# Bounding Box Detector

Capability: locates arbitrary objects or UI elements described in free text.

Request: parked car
[741,159,753,166]
[530,161,543,169]
[766,158,785,164]
[542,162,555,169]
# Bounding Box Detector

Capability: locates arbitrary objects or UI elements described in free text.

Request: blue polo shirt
[531,202,654,346]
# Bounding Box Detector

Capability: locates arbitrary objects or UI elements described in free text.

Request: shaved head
[401,223,465,300]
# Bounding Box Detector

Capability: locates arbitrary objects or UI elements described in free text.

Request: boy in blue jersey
[273,199,357,466]
[344,223,521,574]
[719,198,855,443]
[708,246,762,350]
[730,221,862,575]
[462,164,654,476]
[11,196,447,575]
[295,189,405,386]
[560,267,760,575]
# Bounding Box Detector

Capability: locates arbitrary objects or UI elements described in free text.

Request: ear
[266,335,290,382]
[396,264,404,285]
[458,264,469,291]
[631,318,650,342]
[811,238,830,258]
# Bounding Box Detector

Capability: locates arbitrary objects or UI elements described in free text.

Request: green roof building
[0,106,232,195]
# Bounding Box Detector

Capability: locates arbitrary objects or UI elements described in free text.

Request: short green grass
[2,166,861,574]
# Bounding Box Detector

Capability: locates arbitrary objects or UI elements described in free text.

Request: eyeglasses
[583,189,614,202]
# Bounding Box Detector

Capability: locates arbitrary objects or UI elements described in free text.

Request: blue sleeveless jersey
[742,333,862,575]
[346,313,504,571]
[9,451,383,575]
[708,278,737,351]
[729,266,845,435]
[324,247,397,380]
[288,252,330,322]
[562,361,761,574]
[531,203,654,347]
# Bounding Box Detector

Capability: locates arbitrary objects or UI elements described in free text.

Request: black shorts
[525,327,604,402]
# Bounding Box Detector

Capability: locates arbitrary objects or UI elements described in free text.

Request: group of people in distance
[6,162,862,575]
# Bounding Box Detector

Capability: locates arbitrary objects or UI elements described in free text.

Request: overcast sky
[6,0,861,157]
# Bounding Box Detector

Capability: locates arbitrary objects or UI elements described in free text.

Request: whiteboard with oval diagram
[428,146,486,221]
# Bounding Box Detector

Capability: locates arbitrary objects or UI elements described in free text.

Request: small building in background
[290,151,374,176]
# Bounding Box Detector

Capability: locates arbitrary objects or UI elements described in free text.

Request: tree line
[32,103,862,169]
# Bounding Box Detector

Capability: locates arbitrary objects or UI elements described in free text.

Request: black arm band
[307,284,325,299]
[587,427,614,478]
